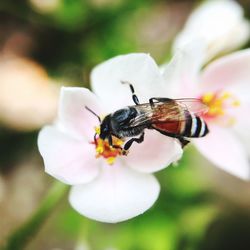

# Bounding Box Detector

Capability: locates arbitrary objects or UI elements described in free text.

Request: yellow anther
[95,126,101,135]
[221,92,232,99]
[106,157,115,165]
[209,106,224,116]
[233,100,240,107]
[201,90,240,126]
[96,145,104,154]
[91,131,125,165]
[202,92,214,103]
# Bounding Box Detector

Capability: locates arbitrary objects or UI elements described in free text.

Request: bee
[86,81,209,151]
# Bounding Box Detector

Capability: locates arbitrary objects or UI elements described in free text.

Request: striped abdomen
[152,111,209,138]
[181,111,209,138]
[151,103,209,138]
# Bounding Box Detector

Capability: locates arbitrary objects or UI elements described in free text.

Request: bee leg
[108,135,125,152]
[121,81,140,105]
[108,135,120,148]
[108,135,113,146]
[124,132,145,151]
[94,133,98,145]
[177,137,190,148]
[149,97,172,108]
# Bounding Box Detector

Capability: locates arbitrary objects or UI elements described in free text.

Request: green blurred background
[0,0,250,249]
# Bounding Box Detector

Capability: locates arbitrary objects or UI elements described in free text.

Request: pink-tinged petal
[194,125,250,180]
[69,164,160,223]
[38,126,100,185]
[233,104,250,155]
[125,130,182,173]
[58,87,106,141]
[200,49,250,102]
[91,53,165,112]
[163,41,205,98]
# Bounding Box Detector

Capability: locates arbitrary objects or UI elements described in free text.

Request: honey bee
[86,81,209,151]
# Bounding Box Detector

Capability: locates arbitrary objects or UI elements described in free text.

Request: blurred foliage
[2,182,68,250]
[0,0,192,83]
[0,0,250,250]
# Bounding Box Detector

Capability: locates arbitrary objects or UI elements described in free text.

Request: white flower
[38,54,183,223]
[173,0,250,62]
[162,41,250,180]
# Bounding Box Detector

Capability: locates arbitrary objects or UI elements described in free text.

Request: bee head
[100,116,111,140]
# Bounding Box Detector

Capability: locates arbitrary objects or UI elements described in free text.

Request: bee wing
[174,98,208,115]
[128,98,208,127]
[127,104,154,127]
[149,98,208,123]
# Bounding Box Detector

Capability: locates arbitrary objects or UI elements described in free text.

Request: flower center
[91,127,125,165]
[201,91,240,125]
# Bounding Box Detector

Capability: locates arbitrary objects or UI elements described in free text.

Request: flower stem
[74,219,91,250]
[1,181,68,250]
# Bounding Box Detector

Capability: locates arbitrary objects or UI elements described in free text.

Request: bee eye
[100,124,109,139]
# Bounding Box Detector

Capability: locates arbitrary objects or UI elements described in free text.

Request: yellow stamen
[95,126,101,135]
[233,100,240,107]
[106,157,115,165]
[201,90,240,126]
[202,92,214,103]
[221,92,231,99]
[96,144,104,154]
[92,126,125,165]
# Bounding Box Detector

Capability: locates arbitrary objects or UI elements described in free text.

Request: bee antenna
[85,106,101,122]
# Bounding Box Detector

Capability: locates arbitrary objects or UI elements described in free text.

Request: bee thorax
[114,126,145,139]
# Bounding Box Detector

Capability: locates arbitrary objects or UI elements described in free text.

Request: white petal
[91,53,165,112]
[200,49,250,103]
[125,130,183,173]
[162,41,205,98]
[69,164,160,223]
[194,125,250,180]
[173,0,250,62]
[58,87,106,140]
[38,126,100,185]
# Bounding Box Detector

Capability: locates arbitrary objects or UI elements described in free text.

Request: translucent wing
[127,104,153,127]
[128,98,208,127]
[174,98,208,115]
